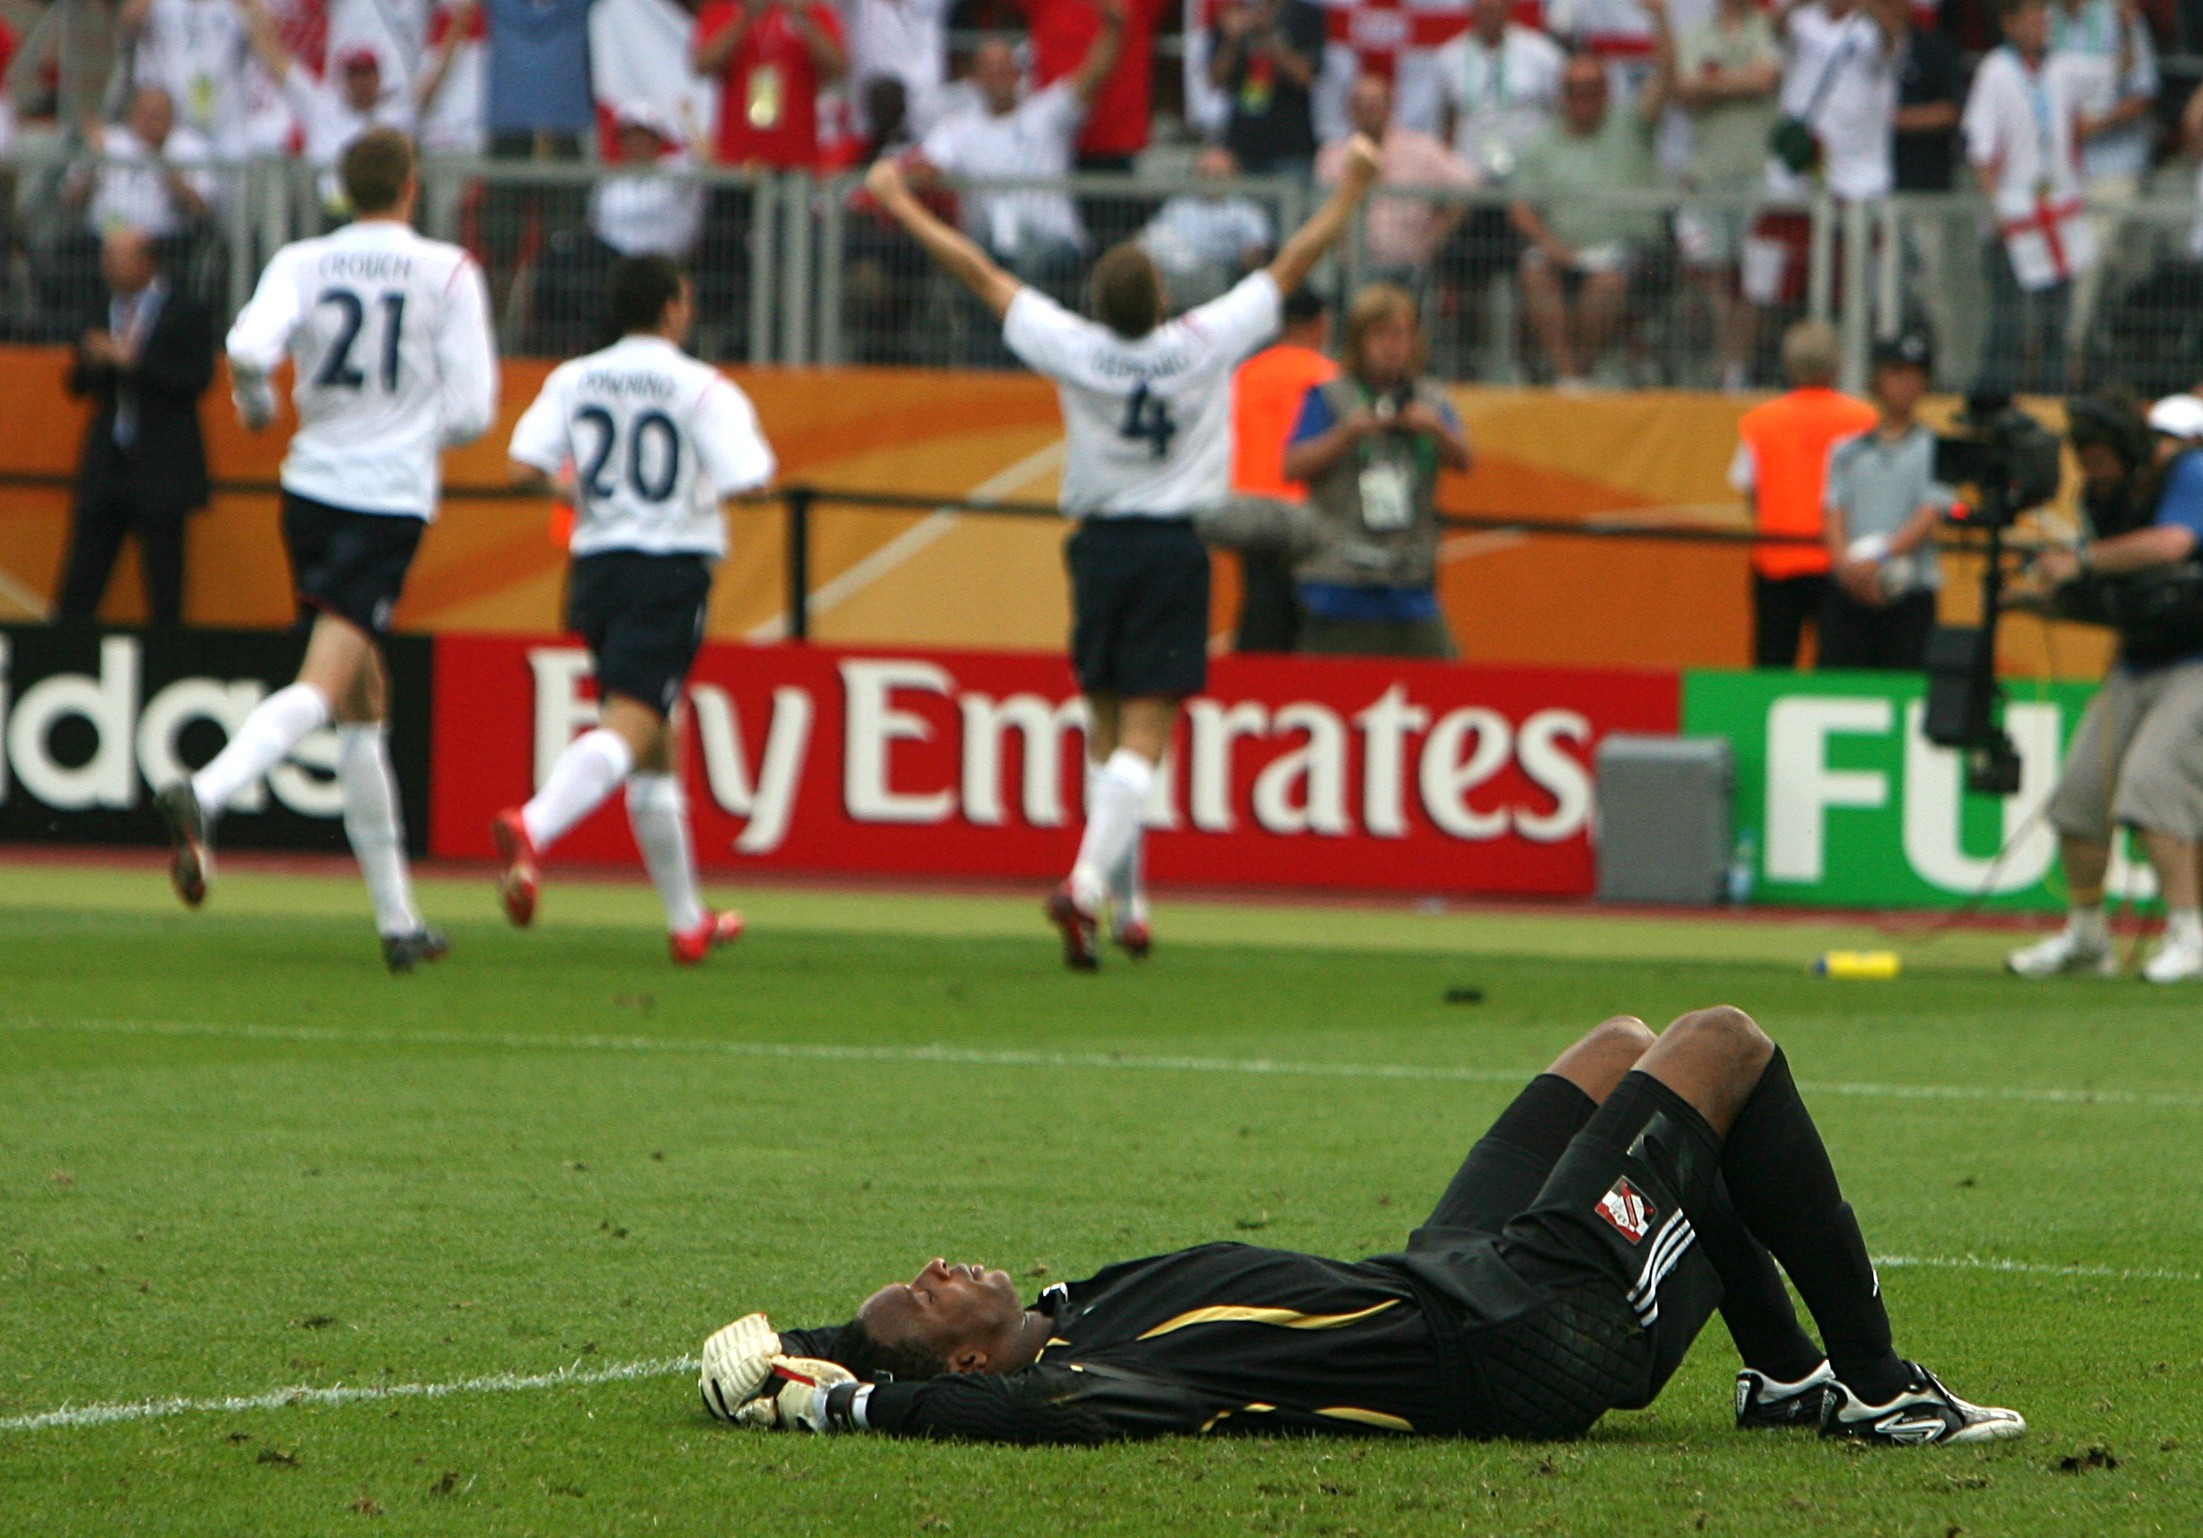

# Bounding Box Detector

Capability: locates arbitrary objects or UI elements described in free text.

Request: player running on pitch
[156,128,496,973]
[864,134,1383,971]
[698,1007,2024,1446]
[495,255,776,964]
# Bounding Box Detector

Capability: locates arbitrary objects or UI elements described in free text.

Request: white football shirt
[508,334,776,559]
[1003,269,1282,519]
[227,219,498,519]
[921,83,1087,254]
[1766,3,1895,202]
[132,0,256,154]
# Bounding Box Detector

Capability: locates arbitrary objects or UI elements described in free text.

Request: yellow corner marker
[1814,951,1901,980]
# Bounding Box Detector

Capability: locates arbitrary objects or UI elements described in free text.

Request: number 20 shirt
[1003,270,1282,519]
[226,221,499,520]
[508,334,777,559]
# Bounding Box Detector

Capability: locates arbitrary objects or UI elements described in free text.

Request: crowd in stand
[3,0,2203,384]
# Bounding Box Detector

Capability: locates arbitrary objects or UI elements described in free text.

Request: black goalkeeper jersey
[780,1238,1562,1443]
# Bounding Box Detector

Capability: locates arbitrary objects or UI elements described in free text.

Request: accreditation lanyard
[2021,54,2057,198]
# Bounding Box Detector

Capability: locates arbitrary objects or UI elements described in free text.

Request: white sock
[521,728,634,852]
[1070,749,1154,910]
[191,682,330,817]
[2069,902,2108,946]
[1083,760,1145,924]
[626,773,705,934]
[1114,828,1147,926]
[2165,907,2202,949]
[337,723,421,938]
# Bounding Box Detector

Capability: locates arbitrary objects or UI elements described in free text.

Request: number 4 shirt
[509,333,777,558]
[1002,269,1282,519]
[226,219,498,519]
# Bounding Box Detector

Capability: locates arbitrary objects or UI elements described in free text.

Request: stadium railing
[0,465,1838,635]
[5,145,2199,397]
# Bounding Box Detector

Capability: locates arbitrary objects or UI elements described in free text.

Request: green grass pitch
[2,861,2199,1535]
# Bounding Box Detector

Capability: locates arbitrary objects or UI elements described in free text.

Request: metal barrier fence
[0,464,1841,634]
[6,145,2201,396]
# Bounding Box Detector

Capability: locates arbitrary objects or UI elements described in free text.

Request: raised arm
[1859,0,1906,51]
[693,0,762,79]
[790,0,848,84]
[864,156,1022,318]
[1638,0,1675,124]
[1264,132,1381,295]
[1069,0,1128,107]
[232,0,297,85]
[414,0,478,115]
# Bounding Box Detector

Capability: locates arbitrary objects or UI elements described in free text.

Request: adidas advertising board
[0,626,431,853]
[0,627,2114,912]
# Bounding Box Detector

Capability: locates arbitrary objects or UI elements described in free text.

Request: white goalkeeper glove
[732,1356,858,1433]
[698,1313,781,1422]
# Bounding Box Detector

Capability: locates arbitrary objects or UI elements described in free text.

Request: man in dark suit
[56,226,215,628]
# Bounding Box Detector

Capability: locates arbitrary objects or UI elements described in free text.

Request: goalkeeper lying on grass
[699,1007,2023,1446]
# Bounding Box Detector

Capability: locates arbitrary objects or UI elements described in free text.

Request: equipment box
[1594,734,1733,906]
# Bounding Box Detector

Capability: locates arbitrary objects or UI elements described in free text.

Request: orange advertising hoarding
[0,349,2110,678]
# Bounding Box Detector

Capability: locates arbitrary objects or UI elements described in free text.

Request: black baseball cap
[1871,332,1933,373]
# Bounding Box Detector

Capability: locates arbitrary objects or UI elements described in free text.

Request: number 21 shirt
[226,220,498,519]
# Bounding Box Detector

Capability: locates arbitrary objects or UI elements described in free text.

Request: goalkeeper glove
[732,1357,857,1433]
[698,1313,781,1422]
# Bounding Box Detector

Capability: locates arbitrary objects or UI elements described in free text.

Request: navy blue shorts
[565,551,713,716]
[1065,517,1210,698]
[282,492,425,637]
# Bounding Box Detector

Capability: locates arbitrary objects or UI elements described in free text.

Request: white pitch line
[1874,1254,2202,1285]
[6,1015,2202,1112]
[0,1355,696,1434]
[4,1254,2195,1436]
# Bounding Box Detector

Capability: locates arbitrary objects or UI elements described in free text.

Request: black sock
[1719,1048,1907,1402]
[1693,1172,1826,1383]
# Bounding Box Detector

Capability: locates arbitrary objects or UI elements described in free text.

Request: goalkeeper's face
[856,1259,1024,1374]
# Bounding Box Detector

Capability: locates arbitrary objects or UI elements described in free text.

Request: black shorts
[565,550,713,716]
[1412,1081,1725,1439]
[282,492,427,637]
[1065,518,1210,698]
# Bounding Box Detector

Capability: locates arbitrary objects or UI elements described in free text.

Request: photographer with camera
[2008,393,2203,983]
[1281,282,1472,658]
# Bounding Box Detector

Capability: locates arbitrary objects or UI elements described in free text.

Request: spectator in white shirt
[2048,0,2156,356]
[846,0,953,136]
[1434,0,1566,186]
[237,0,473,214]
[67,86,218,241]
[325,0,432,98]
[1765,0,1903,205]
[1139,145,1274,307]
[415,0,489,241]
[591,104,707,259]
[122,0,261,158]
[1964,0,2090,394]
[916,0,1124,282]
[529,101,707,356]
